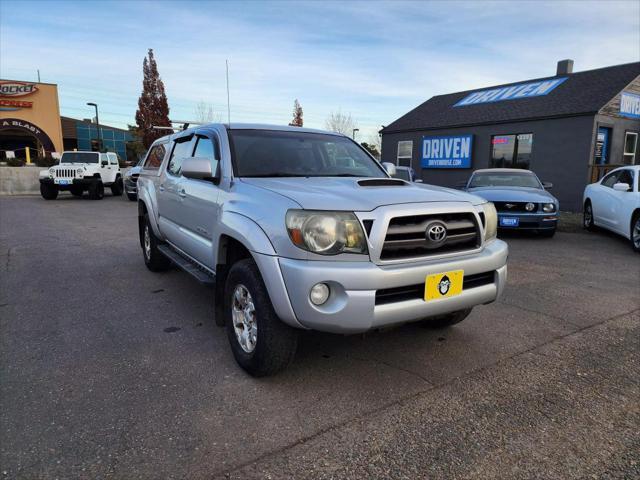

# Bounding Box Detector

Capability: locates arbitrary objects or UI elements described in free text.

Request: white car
[583,165,640,252]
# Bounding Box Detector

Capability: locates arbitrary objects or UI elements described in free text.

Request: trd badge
[438,275,451,295]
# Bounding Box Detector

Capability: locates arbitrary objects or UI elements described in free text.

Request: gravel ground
[0,195,638,479]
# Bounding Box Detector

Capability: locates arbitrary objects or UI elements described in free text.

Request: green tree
[135,49,171,148]
[360,141,380,159]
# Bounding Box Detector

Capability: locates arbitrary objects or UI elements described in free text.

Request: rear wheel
[111,177,124,196]
[583,201,595,231]
[88,181,104,200]
[140,214,171,271]
[631,213,640,253]
[422,308,473,328]
[40,183,58,200]
[225,258,298,377]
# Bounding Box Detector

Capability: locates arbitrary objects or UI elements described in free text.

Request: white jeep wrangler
[39,151,124,200]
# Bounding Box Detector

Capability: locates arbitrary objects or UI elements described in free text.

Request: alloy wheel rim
[231,284,257,353]
[144,225,151,259]
[634,218,640,248]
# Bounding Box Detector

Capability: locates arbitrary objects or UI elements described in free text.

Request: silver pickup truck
[137,124,508,376]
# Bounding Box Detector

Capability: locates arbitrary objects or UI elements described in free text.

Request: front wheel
[111,177,123,196]
[631,213,640,253]
[225,258,298,377]
[422,308,473,329]
[583,201,595,231]
[40,183,58,200]
[88,181,104,200]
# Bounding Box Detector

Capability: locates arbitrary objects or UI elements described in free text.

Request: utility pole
[352,128,359,140]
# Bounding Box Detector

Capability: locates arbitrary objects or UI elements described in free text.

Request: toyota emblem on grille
[426,222,447,247]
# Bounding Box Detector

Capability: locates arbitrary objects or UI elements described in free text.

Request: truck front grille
[54,168,76,178]
[375,271,495,305]
[380,212,481,260]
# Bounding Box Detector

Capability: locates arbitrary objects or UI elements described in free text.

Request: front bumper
[256,239,508,334]
[124,178,137,194]
[40,177,98,189]
[497,212,558,230]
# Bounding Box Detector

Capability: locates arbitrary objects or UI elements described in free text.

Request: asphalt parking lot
[1,194,639,479]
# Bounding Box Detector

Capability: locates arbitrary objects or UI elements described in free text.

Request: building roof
[382,62,640,133]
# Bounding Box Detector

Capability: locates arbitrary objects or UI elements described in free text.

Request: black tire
[111,177,124,196]
[583,201,595,231]
[127,192,137,202]
[224,258,298,377]
[140,213,171,272]
[631,212,640,253]
[40,183,58,200]
[538,228,556,238]
[70,186,83,197]
[422,308,473,329]
[88,181,104,200]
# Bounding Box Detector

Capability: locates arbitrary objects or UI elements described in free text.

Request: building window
[397,140,412,167]
[490,133,533,169]
[623,132,638,165]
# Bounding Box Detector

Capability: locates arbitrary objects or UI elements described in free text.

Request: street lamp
[86,102,102,151]
[352,128,359,140]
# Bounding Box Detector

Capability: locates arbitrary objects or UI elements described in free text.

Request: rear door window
[143,143,167,169]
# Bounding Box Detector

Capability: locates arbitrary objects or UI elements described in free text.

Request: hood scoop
[357,178,407,187]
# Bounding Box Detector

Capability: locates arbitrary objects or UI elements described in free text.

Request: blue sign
[454,77,568,107]
[422,134,473,169]
[620,92,640,119]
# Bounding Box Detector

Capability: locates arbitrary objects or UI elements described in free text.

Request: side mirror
[613,182,631,192]
[382,162,396,177]
[542,181,553,189]
[101,160,108,167]
[182,156,217,181]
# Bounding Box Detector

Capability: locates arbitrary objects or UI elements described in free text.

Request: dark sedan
[463,169,559,237]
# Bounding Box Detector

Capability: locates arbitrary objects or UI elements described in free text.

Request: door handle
[178,189,187,198]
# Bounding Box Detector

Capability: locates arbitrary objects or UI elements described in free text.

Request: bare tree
[194,101,221,123]
[289,99,303,127]
[324,111,357,136]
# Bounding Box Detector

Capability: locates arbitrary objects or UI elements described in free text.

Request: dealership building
[381,61,640,211]
[0,79,133,162]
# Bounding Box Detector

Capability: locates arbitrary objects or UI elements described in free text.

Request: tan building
[0,79,64,159]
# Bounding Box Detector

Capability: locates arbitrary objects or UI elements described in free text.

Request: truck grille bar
[54,168,75,178]
[380,212,481,260]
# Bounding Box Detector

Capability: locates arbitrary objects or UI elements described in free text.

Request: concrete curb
[0,166,42,195]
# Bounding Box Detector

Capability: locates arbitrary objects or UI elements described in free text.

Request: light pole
[352,128,359,140]
[86,102,102,151]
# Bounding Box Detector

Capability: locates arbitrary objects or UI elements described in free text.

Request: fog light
[310,283,330,306]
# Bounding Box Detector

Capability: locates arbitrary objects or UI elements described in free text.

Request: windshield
[229,130,386,178]
[60,152,99,164]
[394,169,411,181]
[469,171,541,189]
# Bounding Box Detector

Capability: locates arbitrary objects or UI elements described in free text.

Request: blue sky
[1,0,639,141]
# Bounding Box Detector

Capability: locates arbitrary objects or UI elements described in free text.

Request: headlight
[49,167,55,174]
[542,203,556,213]
[482,202,497,242]
[286,210,367,255]
[76,168,83,176]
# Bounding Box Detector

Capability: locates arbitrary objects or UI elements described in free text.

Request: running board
[157,245,215,286]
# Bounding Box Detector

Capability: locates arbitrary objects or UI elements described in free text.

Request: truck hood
[467,186,557,204]
[240,177,484,211]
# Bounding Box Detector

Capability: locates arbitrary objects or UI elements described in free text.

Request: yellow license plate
[424,270,464,301]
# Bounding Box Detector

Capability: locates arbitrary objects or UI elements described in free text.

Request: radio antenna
[226,59,231,124]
